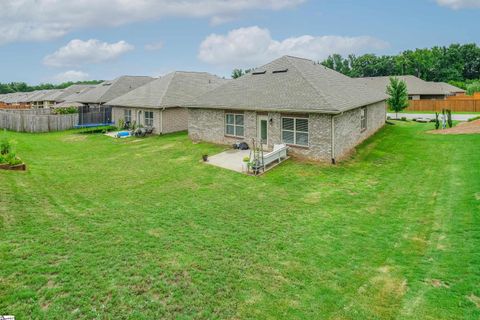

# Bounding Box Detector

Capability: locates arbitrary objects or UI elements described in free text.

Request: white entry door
[257,115,268,145]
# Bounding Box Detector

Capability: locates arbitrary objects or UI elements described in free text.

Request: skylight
[272,68,288,74]
[252,70,266,75]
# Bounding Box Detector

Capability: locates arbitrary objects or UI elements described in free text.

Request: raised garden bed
[0,163,27,171]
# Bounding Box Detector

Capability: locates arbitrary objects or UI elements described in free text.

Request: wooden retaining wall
[0,109,78,132]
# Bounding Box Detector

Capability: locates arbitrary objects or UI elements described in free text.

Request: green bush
[5,152,22,165]
[1,138,11,155]
[53,107,78,115]
[466,82,480,96]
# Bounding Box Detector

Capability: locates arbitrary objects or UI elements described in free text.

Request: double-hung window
[225,113,244,137]
[124,109,132,123]
[282,117,309,146]
[144,111,154,127]
[360,107,367,131]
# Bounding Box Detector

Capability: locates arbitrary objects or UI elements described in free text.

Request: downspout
[160,107,165,134]
[331,112,343,165]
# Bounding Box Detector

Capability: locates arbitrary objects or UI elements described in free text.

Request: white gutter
[331,112,344,165]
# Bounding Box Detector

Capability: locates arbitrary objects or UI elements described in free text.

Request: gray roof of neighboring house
[189,56,387,114]
[437,82,466,94]
[63,85,97,102]
[31,89,61,102]
[107,71,227,108]
[0,93,18,103]
[35,84,99,103]
[356,75,465,96]
[73,76,154,104]
[18,91,49,103]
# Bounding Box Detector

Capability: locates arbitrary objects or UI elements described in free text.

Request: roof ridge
[285,56,338,112]
[156,72,176,106]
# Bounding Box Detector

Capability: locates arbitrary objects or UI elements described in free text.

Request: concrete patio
[205,149,250,173]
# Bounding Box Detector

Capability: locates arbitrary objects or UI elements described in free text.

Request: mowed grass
[0,123,479,319]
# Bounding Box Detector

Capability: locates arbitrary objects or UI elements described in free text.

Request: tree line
[321,43,480,88]
[0,80,103,94]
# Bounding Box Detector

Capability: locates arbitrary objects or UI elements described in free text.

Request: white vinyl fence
[0,109,78,132]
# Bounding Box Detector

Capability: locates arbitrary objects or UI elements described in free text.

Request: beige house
[357,75,465,100]
[107,71,226,135]
[187,56,388,163]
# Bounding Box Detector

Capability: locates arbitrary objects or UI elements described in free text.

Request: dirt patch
[427,278,450,288]
[428,119,480,135]
[467,294,480,308]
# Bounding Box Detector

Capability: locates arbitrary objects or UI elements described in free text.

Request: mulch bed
[428,119,480,135]
[0,163,27,171]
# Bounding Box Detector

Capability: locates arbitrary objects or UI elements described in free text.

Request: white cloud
[198,26,389,68]
[0,0,304,45]
[436,0,480,9]
[145,41,164,51]
[52,70,90,83]
[44,39,134,67]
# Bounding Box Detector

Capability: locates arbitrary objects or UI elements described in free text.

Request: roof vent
[272,68,288,74]
[252,70,266,75]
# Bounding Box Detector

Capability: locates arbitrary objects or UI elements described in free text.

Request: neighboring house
[41,85,98,108]
[187,55,387,163]
[19,91,49,108]
[357,75,465,100]
[107,71,226,134]
[31,90,60,108]
[73,76,154,107]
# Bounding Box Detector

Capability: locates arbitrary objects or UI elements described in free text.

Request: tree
[386,77,409,119]
[466,82,480,96]
[0,80,103,94]
[231,69,244,79]
[231,68,252,79]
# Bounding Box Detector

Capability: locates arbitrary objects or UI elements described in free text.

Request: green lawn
[1,123,479,319]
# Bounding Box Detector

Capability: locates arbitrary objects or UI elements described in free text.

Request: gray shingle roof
[73,76,154,104]
[106,71,227,108]
[31,89,61,102]
[39,85,97,103]
[189,56,387,114]
[437,82,466,94]
[356,75,465,96]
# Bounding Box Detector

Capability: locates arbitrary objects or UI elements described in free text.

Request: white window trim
[360,107,367,132]
[144,111,154,127]
[225,113,245,138]
[281,116,309,147]
[124,109,132,123]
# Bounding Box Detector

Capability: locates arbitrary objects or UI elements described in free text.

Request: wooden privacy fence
[407,98,480,112]
[0,103,30,110]
[0,109,79,132]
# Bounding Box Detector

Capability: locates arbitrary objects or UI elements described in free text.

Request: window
[145,111,154,127]
[225,113,244,137]
[282,117,309,146]
[360,107,367,131]
[124,109,131,123]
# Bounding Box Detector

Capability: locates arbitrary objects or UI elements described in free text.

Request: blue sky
[0,0,479,84]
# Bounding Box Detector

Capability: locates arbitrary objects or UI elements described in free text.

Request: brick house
[187,56,388,163]
[107,72,226,135]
